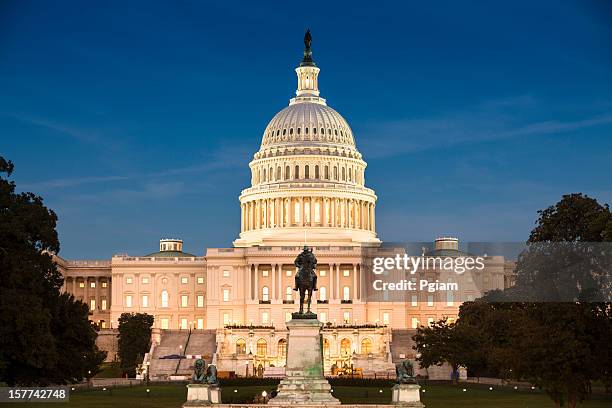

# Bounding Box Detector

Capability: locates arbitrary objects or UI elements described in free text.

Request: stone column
[299,197,304,227]
[271,264,276,300]
[329,263,334,300]
[310,197,315,226]
[335,265,340,300]
[95,277,100,312]
[72,277,76,295]
[254,264,259,301]
[353,264,357,301]
[84,277,89,306]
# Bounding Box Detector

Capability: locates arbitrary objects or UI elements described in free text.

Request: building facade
[56,38,515,377]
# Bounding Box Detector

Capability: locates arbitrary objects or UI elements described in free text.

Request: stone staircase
[148,330,190,380]
[390,329,417,361]
[176,330,217,375]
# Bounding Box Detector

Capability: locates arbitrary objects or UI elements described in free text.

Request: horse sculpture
[293,246,318,315]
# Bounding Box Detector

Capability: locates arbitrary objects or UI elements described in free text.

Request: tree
[412,318,479,384]
[117,313,154,377]
[0,156,105,385]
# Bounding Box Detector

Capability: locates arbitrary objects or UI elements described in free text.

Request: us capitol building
[55,34,516,380]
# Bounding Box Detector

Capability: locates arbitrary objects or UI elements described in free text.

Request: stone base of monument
[183,384,222,406]
[392,384,425,407]
[268,316,340,406]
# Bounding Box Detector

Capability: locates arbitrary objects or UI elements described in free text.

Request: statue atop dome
[300,29,315,67]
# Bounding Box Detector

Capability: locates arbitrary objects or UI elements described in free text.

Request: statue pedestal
[183,384,221,406]
[269,317,340,405]
[392,384,425,407]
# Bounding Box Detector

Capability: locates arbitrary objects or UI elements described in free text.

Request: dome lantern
[291,30,325,105]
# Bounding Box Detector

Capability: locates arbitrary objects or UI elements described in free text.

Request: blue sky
[1,0,611,258]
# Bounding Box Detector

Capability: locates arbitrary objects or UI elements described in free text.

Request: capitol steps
[149,330,190,380]
[175,330,217,375]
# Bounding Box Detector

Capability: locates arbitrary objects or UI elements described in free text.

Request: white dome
[260,102,356,149]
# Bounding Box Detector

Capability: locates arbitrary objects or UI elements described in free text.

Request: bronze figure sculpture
[395,360,417,384]
[293,246,318,315]
[191,358,219,385]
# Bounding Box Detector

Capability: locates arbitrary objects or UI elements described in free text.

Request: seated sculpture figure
[192,359,207,383]
[395,360,417,384]
[205,363,219,385]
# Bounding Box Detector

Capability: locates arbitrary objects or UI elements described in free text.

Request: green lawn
[2,383,611,407]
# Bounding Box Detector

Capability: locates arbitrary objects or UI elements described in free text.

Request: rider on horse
[294,245,318,292]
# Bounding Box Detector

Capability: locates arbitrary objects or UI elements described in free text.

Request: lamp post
[145,361,150,386]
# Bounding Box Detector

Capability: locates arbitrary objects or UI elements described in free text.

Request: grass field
[2,383,611,407]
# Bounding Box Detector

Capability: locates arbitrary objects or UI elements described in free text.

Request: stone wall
[96,329,119,362]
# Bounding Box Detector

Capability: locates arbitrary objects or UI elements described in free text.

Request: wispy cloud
[6,113,107,144]
[358,96,612,158]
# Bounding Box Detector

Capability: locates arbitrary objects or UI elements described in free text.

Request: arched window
[321,128,325,135]
[304,200,310,224]
[334,166,338,180]
[361,338,372,354]
[286,286,293,301]
[348,167,352,181]
[314,165,320,179]
[257,339,267,357]
[314,201,321,223]
[295,165,300,179]
[324,166,329,180]
[263,168,267,182]
[161,290,168,308]
[262,286,269,301]
[305,165,310,179]
[323,338,330,356]
[278,339,287,358]
[294,201,300,223]
[319,286,327,301]
[297,127,301,135]
[236,339,246,355]
[276,167,281,180]
[343,286,350,301]
[340,338,351,356]
[342,167,346,181]
[285,166,290,180]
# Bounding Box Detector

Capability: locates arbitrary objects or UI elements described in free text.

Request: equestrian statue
[293,246,318,315]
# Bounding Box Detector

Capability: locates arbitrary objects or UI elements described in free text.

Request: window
[126,277,133,284]
[79,282,85,288]
[236,339,246,355]
[181,295,188,307]
[446,292,454,306]
[181,318,188,330]
[161,290,169,308]
[90,281,96,288]
[223,289,230,302]
[285,312,292,322]
[340,338,351,355]
[181,277,188,284]
[223,313,230,325]
[427,295,434,307]
[101,321,107,329]
[142,295,149,308]
[361,338,372,354]
[286,270,292,277]
[102,282,108,288]
[411,295,418,307]
[198,295,204,307]
[285,286,293,301]
[262,311,269,324]
[383,312,390,325]
[320,311,327,323]
[343,270,350,277]
[262,270,269,277]
[319,286,327,301]
[222,270,230,278]
[262,286,269,301]
[294,201,300,223]
[101,299,107,310]
[142,277,149,284]
[428,317,434,326]
[257,339,267,357]
[411,317,419,329]
[125,295,133,308]
[343,286,350,301]
[197,318,204,329]
[90,299,96,310]
[278,339,287,358]
[196,276,204,284]
[161,318,169,330]
[343,311,350,323]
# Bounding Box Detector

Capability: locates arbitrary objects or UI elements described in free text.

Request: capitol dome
[234,31,379,247]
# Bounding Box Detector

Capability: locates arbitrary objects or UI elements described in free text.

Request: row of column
[247,263,362,301]
[63,276,111,311]
[241,197,375,232]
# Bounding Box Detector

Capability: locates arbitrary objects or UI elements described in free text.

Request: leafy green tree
[0,156,105,385]
[117,313,154,377]
[412,318,479,384]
